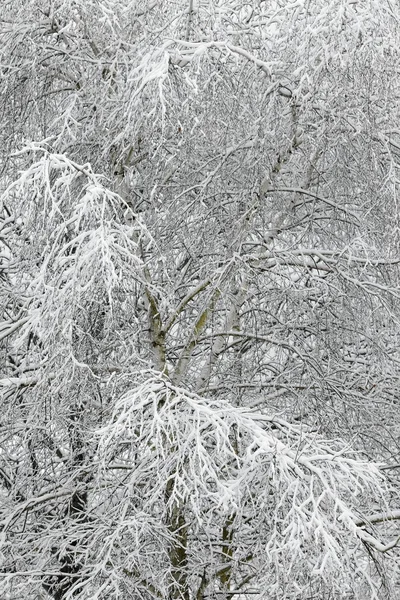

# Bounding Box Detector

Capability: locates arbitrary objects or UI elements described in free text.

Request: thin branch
[164,278,211,333]
[185,0,194,41]
[267,187,360,220]
[355,510,400,526]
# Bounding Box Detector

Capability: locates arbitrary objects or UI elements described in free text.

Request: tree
[0,0,400,598]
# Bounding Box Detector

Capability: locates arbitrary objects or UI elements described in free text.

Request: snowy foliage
[0,1,399,599]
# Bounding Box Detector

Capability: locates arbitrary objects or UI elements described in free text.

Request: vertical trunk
[219,513,235,590]
[165,477,189,600]
[43,430,89,599]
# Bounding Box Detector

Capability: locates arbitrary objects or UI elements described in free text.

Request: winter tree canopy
[0,1,400,599]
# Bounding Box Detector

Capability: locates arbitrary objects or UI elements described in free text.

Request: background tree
[0,0,400,599]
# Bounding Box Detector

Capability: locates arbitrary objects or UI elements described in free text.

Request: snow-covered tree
[0,1,399,598]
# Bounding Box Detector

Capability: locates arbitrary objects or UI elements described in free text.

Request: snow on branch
[95,374,393,596]
[1,147,153,356]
